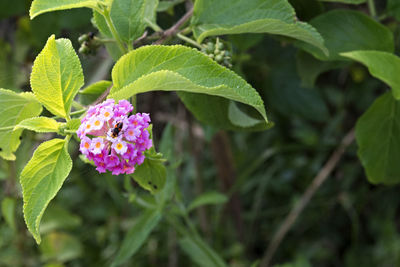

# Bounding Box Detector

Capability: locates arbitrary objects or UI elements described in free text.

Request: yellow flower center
[95,120,101,126]
[104,112,110,117]
[84,142,90,148]
[96,142,101,148]
[116,143,123,150]
[86,124,91,129]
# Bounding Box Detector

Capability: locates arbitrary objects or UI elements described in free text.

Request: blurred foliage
[1,0,400,266]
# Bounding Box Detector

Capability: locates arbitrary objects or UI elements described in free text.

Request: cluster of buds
[78,32,101,55]
[201,38,232,68]
[77,99,152,175]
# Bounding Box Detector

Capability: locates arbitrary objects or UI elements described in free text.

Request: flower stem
[367,0,377,18]
[176,33,202,49]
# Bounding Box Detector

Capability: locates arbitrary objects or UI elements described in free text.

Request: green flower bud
[78,34,89,43]
[215,54,223,62]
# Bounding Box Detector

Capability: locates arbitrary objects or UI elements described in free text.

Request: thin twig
[260,128,355,267]
[92,84,112,106]
[154,5,194,45]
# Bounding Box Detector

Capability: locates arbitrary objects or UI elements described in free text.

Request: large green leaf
[20,138,72,244]
[341,51,400,100]
[30,0,103,19]
[15,117,61,133]
[355,92,400,184]
[191,0,327,55]
[111,209,162,266]
[109,45,270,127]
[179,236,227,267]
[31,35,84,119]
[110,0,158,42]
[0,89,42,160]
[298,10,394,61]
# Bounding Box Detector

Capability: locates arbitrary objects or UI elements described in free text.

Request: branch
[154,5,194,45]
[92,84,112,106]
[260,128,355,267]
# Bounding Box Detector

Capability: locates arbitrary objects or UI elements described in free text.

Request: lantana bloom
[77,99,152,175]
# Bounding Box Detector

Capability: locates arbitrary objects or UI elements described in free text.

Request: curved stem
[102,9,128,54]
[176,33,202,49]
[368,0,377,18]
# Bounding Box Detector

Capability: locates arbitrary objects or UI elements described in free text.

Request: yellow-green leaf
[20,138,72,244]
[0,89,42,160]
[30,35,84,118]
[15,117,61,133]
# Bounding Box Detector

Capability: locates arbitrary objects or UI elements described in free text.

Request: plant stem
[154,6,194,45]
[102,9,128,54]
[64,130,78,134]
[260,128,355,267]
[176,33,202,49]
[145,18,163,32]
[367,0,377,18]
[72,101,85,110]
[70,109,87,116]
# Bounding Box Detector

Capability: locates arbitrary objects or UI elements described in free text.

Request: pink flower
[77,99,152,175]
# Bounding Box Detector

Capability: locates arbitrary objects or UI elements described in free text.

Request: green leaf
[188,192,228,212]
[110,0,158,42]
[341,51,400,100]
[1,197,16,231]
[131,158,167,194]
[111,209,162,266]
[192,0,327,55]
[0,89,42,160]
[79,80,111,105]
[355,92,400,184]
[31,35,84,118]
[20,138,73,244]
[298,10,394,61]
[179,236,227,267]
[15,117,60,133]
[109,45,270,128]
[319,0,365,3]
[30,0,103,19]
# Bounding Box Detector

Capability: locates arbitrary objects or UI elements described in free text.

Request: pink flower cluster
[77,99,152,175]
